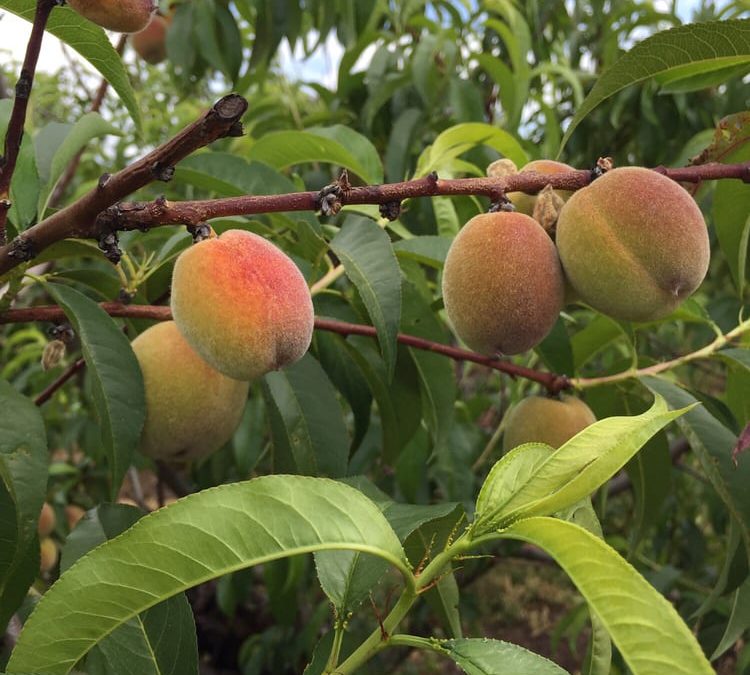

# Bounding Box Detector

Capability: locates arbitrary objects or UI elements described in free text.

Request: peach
[131,14,170,64]
[503,395,597,452]
[65,504,87,530]
[131,321,250,462]
[556,167,710,322]
[442,212,564,355]
[37,502,56,537]
[170,230,314,381]
[39,537,58,574]
[67,0,155,33]
[508,160,575,218]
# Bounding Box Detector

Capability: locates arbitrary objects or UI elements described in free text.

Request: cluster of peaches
[441,161,709,447]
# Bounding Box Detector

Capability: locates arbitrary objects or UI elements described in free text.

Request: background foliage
[1,0,750,673]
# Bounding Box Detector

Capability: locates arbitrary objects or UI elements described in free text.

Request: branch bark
[0,94,248,273]
[0,303,570,394]
[0,0,57,245]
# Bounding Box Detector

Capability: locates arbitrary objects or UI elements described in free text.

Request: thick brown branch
[48,34,128,208]
[75,160,750,231]
[0,94,248,272]
[1,303,569,394]
[0,0,57,245]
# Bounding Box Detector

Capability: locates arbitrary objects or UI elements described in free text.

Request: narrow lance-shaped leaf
[45,284,145,499]
[7,476,410,674]
[0,0,141,131]
[560,19,750,150]
[330,216,402,380]
[495,517,713,675]
[644,377,750,560]
[473,394,690,534]
[0,380,47,631]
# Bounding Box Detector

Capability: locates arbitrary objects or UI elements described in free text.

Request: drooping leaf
[0,0,141,131]
[0,381,47,631]
[560,19,750,149]
[496,517,713,674]
[7,475,409,674]
[330,216,402,380]
[263,353,349,478]
[45,284,145,498]
[644,377,750,559]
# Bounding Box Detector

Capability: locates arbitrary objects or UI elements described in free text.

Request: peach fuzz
[170,230,314,381]
[67,0,156,33]
[441,212,564,356]
[508,160,575,217]
[131,321,249,462]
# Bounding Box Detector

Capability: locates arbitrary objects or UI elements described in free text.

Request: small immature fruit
[442,212,564,355]
[38,502,56,537]
[39,537,58,574]
[556,167,710,322]
[131,14,170,64]
[503,395,597,452]
[65,504,86,530]
[67,0,155,33]
[509,160,574,218]
[132,321,250,462]
[171,230,314,381]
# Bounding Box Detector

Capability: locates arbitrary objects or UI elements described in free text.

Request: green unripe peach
[39,537,58,574]
[132,14,170,64]
[503,395,597,452]
[556,167,710,322]
[442,212,564,356]
[67,0,155,33]
[509,160,575,217]
[171,230,314,381]
[37,502,56,537]
[132,321,249,462]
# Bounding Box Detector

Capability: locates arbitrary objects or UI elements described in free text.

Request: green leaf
[45,284,145,499]
[0,0,141,132]
[248,129,381,184]
[497,517,713,674]
[711,577,750,660]
[644,377,750,559]
[8,475,408,674]
[416,122,528,177]
[330,217,402,380]
[263,354,349,478]
[61,504,198,675]
[560,19,750,150]
[0,381,47,631]
[420,637,569,674]
[473,394,690,534]
[38,113,121,216]
[393,236,452,268]
[713,145,750,297]
[308,125,384,185]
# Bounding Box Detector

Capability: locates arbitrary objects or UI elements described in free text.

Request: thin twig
[2,303,570,394]
[34,357,85,406]
[0,0,57,245]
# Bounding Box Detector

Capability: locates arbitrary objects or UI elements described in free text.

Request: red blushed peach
[38,502,56,537]
[132,321,250,462]
[170,230,314,381]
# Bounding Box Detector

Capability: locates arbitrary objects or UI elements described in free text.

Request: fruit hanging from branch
[66,0,156,33]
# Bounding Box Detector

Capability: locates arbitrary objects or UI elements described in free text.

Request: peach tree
[0,1,749,674]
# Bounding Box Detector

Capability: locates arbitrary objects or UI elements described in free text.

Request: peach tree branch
[0,0,58,245]
[0,303,572,395]
[0,94,248,274]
